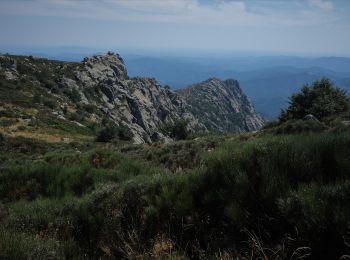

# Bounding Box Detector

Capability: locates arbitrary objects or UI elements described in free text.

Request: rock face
[177,78,264,132]
[0,53,263,143]
[69,52,202,143]
[0,55,18,81]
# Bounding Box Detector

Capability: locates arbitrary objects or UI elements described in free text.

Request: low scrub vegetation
[96,122,133,142]
[1,130,349,259]
[161,119,191,140]
[0,78,349,259]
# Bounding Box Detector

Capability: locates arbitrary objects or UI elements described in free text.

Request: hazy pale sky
[0,0,350,56]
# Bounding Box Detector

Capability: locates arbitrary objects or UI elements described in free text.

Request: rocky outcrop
[177,78,264,133]
[67,52,202,143]
[0,56,18,81]
[0,53,263,143]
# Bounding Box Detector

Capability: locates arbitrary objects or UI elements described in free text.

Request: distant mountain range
[124,55,350,118]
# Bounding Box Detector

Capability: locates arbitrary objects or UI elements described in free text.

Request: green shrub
[280,78,349,121]
[96,123,133,142]
[43,80,56,90]
[68,111,85,122]
[265,119,328,134]
[43,98,57,109]
[0,227,63,259]
[0,118,17,127]
[162,119,190,140]
[64,88,81,103]
[1,105,350,259]
[96,124,118,142]
[32,93,42,104]
[0,163,95,201]
[278,181,350,259]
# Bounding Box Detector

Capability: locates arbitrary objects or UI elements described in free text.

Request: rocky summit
[62,52,202,143]
[0,52,263,144]
[177,78,264,133]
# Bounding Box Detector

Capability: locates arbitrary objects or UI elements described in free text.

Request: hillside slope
[0,52,203,143]
[0,53,264,143]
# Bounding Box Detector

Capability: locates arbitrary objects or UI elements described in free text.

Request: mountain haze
[124,55,350,118]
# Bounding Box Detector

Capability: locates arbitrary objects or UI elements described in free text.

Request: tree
[279,78,349,122]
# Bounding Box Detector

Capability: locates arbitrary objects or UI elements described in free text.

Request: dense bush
[122,136,223,171]
[96,123,133,142]
[264,119,328,134]
[42,98,57,109]
[0,227,63,259]
[32,93,42,104]
[162,118,190,140]
[63,88,81,103]
[0,163,94,201]
[280,78,349,121]
[96,124,118,142]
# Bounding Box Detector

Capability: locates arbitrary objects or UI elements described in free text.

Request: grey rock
[0,52,265,144]
[177,78,264,133]
[303,114,319,121]
[4,70,18,81]
[72,52,204,143]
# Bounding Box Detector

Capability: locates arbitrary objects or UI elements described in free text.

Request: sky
[0,0,350,56]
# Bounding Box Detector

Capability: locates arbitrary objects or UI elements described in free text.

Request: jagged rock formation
[0,52,203,143]
[177,78,264,132]
[0,53,263,144]
[66,52,203,143]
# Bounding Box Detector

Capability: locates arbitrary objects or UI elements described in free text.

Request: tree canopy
[279,78,349,121]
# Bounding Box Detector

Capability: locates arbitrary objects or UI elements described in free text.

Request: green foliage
[42,98,57,109]
[32,93,42,104]
[162,119,190,140]
[2,56,350,258]
[82,103,96,114]
[64,88,81,103]
[0,227,63,259]
[96,124,118,142]
[0,163,94,201]
[123,136,223,171]
[280,78,349,121]
[39,116,94,136]
[68,111,85,122]
[2,131,350,258]
[264,119,328,134]
[96,123,133,142]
